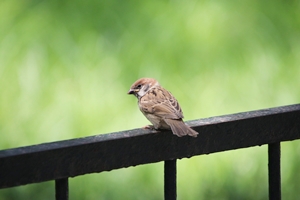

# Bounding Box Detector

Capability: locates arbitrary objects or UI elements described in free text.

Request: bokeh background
[0,0,299,199]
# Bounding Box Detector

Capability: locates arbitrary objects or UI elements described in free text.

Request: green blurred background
[0,0,299,199]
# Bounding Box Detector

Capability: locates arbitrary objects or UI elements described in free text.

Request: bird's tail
[164,119,198,137]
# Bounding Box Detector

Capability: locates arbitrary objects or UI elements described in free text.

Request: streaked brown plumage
[128,78,198,137]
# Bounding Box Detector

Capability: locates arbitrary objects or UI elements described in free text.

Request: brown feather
[139,87,183,119]
[164,119,198,137]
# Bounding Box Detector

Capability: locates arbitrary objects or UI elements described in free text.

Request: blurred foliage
[0,0,299,199]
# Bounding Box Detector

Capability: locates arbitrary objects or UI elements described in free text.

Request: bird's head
[127,78,159,98]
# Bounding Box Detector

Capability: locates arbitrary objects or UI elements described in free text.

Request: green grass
[0,0,299,199]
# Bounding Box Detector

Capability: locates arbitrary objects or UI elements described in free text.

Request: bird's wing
[139,87,184,119]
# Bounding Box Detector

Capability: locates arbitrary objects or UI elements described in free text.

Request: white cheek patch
[137,82,159,97]
[138,88,147,97]
[144,84,149,91]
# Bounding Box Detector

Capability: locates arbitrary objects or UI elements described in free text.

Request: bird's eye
[136,84,142,89]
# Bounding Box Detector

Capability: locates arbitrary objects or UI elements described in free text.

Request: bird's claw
[142,125,155,130]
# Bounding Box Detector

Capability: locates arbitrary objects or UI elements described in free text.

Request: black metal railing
[1,104,300,200]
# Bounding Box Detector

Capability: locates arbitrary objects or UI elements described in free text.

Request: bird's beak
[127,89,135,95]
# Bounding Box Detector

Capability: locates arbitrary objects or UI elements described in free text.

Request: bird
[127,77,198,137]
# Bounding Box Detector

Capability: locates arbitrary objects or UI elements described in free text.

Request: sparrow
[128,78,198,137]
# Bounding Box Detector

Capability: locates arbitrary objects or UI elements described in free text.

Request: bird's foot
[142,125,156,130]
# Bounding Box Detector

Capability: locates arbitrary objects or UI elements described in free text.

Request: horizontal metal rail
[0,104,299,193]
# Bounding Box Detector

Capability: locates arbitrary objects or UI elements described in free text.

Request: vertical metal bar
[164,159,177,200]
[268,143,281,200]
[55,178,69,200]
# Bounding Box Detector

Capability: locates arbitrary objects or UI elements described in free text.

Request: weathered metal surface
[55,178,69,200]
[0,104,299,189]
[164,160,177,200]
[268,143,281,200]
